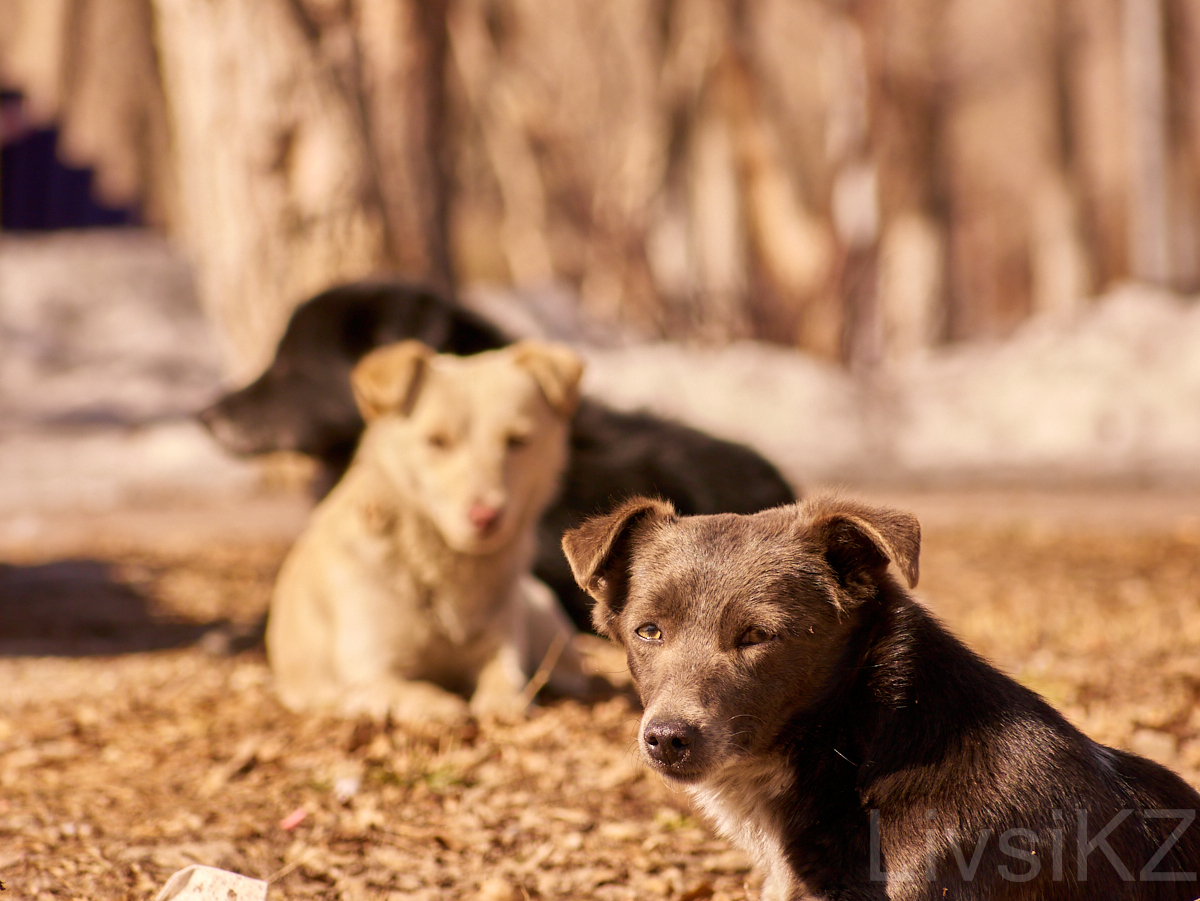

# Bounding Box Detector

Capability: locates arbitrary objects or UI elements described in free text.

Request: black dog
[199,281,796,629]
[198,282,508,469]
[563,495,1200,900]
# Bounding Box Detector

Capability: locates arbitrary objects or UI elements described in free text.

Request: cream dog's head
[351,340,583,554]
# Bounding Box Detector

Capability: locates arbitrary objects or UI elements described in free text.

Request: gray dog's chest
[687,761,803,901]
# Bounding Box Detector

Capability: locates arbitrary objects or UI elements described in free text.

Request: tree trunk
[853,0,944,360]
[350,0,452,287]
[6,0,1200,369]
[940,0,1083,339]
[149,0,448,379]
[1121,0,1172,284]
[1168,0,1200,288]
[1063,0,1132,286]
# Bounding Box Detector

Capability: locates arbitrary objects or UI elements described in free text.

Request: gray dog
[563,495,1200,901]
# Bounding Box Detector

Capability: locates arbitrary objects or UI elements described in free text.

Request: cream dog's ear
[351,341,435,421]
[510,341,585,418]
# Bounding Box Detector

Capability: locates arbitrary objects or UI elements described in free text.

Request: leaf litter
[0,509,1197,899]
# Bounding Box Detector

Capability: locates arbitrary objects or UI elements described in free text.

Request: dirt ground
[1,488,1198,901]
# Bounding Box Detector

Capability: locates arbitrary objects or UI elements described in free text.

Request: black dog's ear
[351,341,434,421]
[561,497,676,639]
[805,497,920,602]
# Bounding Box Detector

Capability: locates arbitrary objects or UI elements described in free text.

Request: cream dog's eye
[506,432,531,450]
[426,432,452,450]
[738,626,774,647]
[635,623,663,642]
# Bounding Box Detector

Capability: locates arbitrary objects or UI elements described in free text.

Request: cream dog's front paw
[341,679,471,725]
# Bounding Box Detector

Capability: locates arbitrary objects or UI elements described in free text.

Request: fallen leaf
[278,808,307,831]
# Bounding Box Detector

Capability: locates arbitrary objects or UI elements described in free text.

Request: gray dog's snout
[643,721,698,767]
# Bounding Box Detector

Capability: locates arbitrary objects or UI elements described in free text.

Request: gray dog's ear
[562,496,676,639]
[511,340,585,418]
[351,341,434,421]
[804,497,920,601]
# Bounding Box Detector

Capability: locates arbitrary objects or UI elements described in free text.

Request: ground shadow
[0,559,226,656]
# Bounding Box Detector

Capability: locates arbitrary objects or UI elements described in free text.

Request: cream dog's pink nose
[468,503,502,532]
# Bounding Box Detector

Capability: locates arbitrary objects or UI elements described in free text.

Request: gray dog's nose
[643,721,697,767]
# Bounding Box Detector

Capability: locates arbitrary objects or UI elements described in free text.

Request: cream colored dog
[266,340,593,722]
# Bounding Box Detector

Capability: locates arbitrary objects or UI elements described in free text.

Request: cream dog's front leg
[469,592,529,719]
[340,677,471,724]
[331,571,472,724]
[520,575,593,698]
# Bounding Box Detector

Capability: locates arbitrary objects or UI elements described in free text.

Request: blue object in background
[0,90,141,231]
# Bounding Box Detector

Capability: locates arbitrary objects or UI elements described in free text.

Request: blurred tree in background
[1,0,1197,378]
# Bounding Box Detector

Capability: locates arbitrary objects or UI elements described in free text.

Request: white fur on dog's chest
[687,759,804,901]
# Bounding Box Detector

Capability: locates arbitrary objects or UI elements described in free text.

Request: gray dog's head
[562,496,920,784]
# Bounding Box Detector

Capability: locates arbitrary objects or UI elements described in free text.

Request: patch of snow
[4,234,1198,518]
[0,231,256,515]
[887,285,1200,482]
[581,284,1200,488]
[0,230,225,426]
[582,341,869,484]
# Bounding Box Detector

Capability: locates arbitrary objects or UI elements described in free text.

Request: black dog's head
[562,496,919,783]
[198,282,508,462]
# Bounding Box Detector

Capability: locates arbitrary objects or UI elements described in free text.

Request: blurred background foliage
[1,0,1197,378]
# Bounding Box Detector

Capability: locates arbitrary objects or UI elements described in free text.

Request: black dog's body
[199,281,796,628]
[536,400,798,622]
[563,496,1200,900]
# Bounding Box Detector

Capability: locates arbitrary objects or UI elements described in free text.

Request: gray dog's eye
[738,626,774,647]
[635,623,663,642]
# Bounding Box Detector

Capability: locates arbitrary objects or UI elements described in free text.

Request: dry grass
[918,520,1200,784]
[0,505,1197,900]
